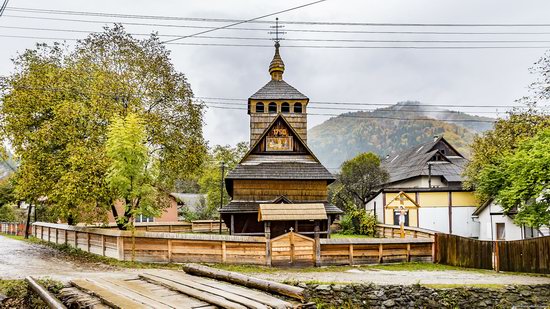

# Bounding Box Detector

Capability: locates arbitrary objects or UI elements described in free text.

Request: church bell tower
[247,23,309,145]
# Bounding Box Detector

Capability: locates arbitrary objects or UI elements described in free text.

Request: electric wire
[162,0,329,43]
[6,14,550,36]
[6,6,550,28]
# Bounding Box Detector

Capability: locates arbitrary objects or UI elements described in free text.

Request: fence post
[432,233,438,263]
[406,243,411,262]
[348,244,354,265]
[378,243,383,263]
[101,235,106,257]
[168,239,173,262]
[495,240,500,272]
[117,235,125,260]
[221,241,226,263]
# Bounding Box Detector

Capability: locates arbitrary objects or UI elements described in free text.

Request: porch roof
[258,203,327,221]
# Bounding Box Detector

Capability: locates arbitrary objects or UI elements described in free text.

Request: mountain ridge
[308,101,494,169]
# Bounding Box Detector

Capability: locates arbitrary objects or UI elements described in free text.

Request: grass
[421,283,506,289]
[0,278,64,309]
[330,233,375,239]
[209,262,492,274]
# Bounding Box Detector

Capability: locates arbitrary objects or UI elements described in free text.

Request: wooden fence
[0,222,31,236]
[497,236,550,274]
[31,222,434,266]
[376,224,436,239]
[100,220,228,233]
[435,233,493,270]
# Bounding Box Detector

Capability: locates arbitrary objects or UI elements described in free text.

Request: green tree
[463,109,550,203]
[0,25,206,225]
[478,128,550,228]
[333,152,389,211]
[198,142,248,219]
[106,113,159,228]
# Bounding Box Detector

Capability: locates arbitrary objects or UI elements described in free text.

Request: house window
[135,214,154,223]
[256,102,264,113]
[268,102,277,113]
[281,102,290,113]
[496,223,505,240]
[294,102,303,113]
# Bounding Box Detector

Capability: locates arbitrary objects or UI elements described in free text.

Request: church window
[294,102,303,113]
[256,102,264,113]
[281,102,290,113]
[268,102,277,113]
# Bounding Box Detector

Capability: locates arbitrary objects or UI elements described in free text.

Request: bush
[340,209,377,236]
[0,203,18,222]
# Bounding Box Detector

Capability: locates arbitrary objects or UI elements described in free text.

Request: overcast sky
[1,0,549,147]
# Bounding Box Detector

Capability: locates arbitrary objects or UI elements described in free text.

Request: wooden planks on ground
[153,270,293,309]
[140,273,248,309]
[71,279,150,309]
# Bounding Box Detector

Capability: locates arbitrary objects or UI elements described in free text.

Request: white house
[365,136,480,238]
[472,198,547,241]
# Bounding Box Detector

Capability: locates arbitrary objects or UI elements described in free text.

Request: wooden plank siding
[29,222,435,266]
[435,233,493,270]
[498,236,550,274]
[376,224,436,239]
[232,180,327,201]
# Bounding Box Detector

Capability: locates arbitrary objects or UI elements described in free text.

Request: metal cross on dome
[269,17,286,43]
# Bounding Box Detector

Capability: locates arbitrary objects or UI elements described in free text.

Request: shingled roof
[227,162,335,181]
[220,200,343,214]
[382,137,468,185]
[249,80,308,100]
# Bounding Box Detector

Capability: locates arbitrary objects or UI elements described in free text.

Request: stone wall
[303,283,550,308]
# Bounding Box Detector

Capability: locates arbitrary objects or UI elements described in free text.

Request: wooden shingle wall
[233,179,328,201]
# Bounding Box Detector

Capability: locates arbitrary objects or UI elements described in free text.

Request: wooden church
[220,41,342,239]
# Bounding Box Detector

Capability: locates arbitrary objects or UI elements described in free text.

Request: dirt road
[251,268,550,286]
[0,235,137,281]
[2,235,550,286]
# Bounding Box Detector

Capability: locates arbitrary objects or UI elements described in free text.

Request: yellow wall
[383,193,419,227]
[418,192,449,207]
[451,191,479,207]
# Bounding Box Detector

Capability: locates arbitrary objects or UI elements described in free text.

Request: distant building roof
[249,80,308,100]
[382,136,468,186]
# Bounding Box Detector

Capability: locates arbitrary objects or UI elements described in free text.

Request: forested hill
[308,101,494,170]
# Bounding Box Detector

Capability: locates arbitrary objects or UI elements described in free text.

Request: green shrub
[341,209,377,236]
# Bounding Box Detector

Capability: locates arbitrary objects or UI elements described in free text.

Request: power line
[162,0,329,43]
[202,101,507,115]
[4,34,550,49]
[6,26,550,44]
[203,105,498,123]
[196,97,539,109]
[0,0,9,17]
[6,14,550,36]
[6,6,550,28]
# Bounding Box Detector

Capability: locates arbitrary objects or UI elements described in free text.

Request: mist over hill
[308,101,494,170]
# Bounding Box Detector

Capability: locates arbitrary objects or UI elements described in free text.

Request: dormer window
[268,102,277,113]
[256,102,264,113]
[294,102,303,113]
[281,102,290,113]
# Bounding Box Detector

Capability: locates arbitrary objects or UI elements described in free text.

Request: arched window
[294,102,303,113]
[268,102,277,113]
[256,102,264,113]
[281,102,290,113]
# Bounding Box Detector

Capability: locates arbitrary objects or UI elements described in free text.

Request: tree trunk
[110,203,127,230]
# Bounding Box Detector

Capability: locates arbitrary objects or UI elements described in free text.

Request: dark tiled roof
[220,201,343,214]
[226,162,335,182]
[250,80,308,100]
[382,138,468,185]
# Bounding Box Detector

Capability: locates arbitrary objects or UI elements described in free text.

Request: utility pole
[219,162,225,234]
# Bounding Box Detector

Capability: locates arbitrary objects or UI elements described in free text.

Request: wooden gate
[270,232,315,266]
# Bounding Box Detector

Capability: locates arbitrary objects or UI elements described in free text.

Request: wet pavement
[0,235,136,281]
